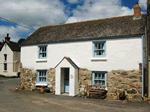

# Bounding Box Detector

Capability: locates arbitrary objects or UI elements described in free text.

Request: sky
[0,0,147,42]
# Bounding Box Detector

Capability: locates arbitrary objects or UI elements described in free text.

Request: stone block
[129,82,142,88]
[127,89,137,94]
[109,89,117,93]
[113,95,118,100]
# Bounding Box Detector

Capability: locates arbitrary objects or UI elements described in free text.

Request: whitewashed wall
[21,37,142,71]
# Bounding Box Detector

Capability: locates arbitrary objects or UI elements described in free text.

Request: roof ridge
[40,13,146,29]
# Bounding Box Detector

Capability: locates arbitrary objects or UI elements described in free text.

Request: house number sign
[70,74,73,79]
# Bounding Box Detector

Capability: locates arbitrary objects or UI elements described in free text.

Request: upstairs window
[93,41,106,57]
[4,63,7,71]
[92,71,107,86]
[37,70,47,84]
[38,46,47,59]
[4,54,7,61]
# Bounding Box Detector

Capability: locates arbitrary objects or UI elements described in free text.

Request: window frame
[4,54,7,61]
[4,63,7,71]
[37,70,47,84]
[93,41,106,57]
[38,45,47,59]
[92,71,107,86]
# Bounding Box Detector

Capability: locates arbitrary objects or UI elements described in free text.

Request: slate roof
[23,14,146,45]
[0,41,20,52]
[55,57,79,69]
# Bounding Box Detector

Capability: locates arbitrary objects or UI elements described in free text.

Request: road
[0,77,150,112]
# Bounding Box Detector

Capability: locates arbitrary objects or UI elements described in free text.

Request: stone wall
[47,68,55,93]
[18,68,55,93]
[19,68,37,91]
[107,70,142,102]
[78,68,92,94]
[78,68,142,101]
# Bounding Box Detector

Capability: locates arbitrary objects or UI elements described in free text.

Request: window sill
[36,83,47,86]
[36,59,47,62]
[91,57,107,61]
[3,70,7,72]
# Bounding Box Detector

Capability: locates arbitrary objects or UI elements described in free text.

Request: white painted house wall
[0,43,20,77]
[21,37,142,71]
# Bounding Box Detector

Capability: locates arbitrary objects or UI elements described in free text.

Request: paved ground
[0,77,150,112]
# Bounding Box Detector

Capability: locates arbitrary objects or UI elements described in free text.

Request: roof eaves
[20,34,144,47]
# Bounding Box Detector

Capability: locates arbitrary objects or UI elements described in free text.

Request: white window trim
[91,57,107,61]
[35,83,47,86]
[36,59,47,62]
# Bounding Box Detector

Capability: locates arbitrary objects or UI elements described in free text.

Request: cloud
[67,0,79,4]
[65,17,78,23]
[0,0,68,41]
[66,0,134,23]
[0,0,68,29]
[139,0,147,10]
[0,25,30,42]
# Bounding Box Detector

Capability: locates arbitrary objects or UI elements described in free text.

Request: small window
[37,70,47,83]
[92,71,107,86]
[93,41,106,57]
[4,54,7,61]
[4,63,7,71]
[38,46,47,59]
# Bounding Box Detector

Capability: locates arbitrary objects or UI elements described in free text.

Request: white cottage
[20,3,147,100]
[0,34,21,77]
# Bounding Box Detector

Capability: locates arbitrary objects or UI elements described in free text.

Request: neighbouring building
[0,34,21,77]
[19,2,146,101]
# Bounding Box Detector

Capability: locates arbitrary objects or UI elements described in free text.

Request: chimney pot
[133,2,141,19]
[5,33,10,42]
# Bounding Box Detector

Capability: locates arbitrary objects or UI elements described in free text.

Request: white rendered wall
[21,37,142,71]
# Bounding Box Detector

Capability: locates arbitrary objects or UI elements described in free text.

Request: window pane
[99,80,102,85]
[95,50,105,56]
[102,73,105,79]
[102,81,105,85]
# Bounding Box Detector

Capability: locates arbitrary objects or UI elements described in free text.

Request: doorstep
[61,93,69,96]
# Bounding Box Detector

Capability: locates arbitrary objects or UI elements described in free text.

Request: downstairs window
[37,70,47,84]
[92,71,107,86]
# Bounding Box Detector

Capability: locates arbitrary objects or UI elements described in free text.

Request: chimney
[133,2,141,19]
[5,33,11,42]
